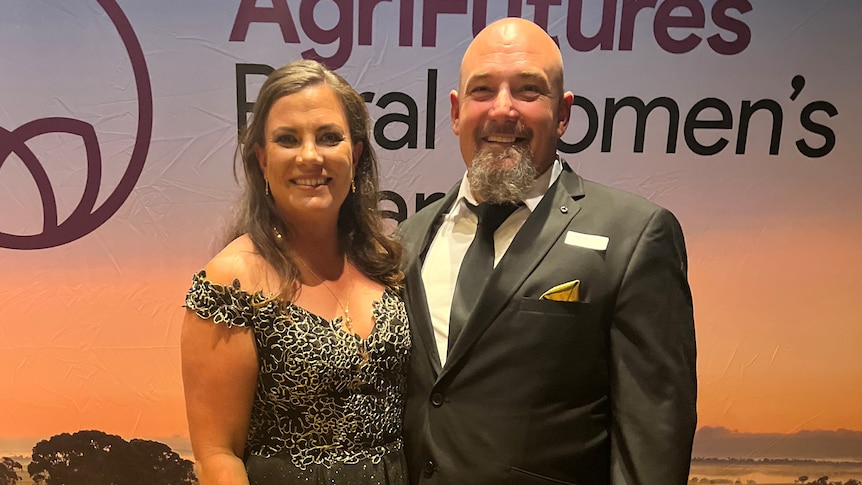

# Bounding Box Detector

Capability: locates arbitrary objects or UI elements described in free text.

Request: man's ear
[556,91,574,138]
[450,90,460,136]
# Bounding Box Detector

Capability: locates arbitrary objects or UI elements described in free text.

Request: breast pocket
[511,296,606,373]
[516,296,593,317]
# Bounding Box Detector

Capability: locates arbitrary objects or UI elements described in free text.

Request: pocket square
[539,280,580,302]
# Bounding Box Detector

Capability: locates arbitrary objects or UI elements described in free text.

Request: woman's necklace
[297,254,370,363]
[298,254,354,333]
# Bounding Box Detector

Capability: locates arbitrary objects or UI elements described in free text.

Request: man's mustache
[478,122,531,139]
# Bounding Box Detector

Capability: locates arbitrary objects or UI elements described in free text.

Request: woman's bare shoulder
[203,234,271,291]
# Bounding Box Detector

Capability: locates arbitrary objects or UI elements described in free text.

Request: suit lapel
[402,185,460,376]
[441,164,586,378]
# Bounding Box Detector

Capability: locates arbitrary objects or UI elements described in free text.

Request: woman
[181,60,409,485]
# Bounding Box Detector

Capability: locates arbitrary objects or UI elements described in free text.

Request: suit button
[423,460,435,477]
[430,392,444,407]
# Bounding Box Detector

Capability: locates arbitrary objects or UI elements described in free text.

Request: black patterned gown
[185,271,411,485]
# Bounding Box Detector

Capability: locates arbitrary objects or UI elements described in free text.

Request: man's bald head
[460,18,566,98]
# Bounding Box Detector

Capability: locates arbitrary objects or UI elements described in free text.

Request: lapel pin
[560,205,568,213]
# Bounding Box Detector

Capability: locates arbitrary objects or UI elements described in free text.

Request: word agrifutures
[230,0,754,69]
[237,65,837,159]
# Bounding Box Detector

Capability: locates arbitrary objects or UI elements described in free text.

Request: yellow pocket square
[539,280,580,302]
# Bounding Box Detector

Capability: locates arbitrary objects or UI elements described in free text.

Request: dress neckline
[287,293,389,342]
[195,270,392,341]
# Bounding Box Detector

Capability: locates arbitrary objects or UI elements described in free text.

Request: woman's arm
[181,303,258,485]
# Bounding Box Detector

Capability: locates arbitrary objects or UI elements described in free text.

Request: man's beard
[468,145,537,204]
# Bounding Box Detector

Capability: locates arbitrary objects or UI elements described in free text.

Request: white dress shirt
[421,157,563,364]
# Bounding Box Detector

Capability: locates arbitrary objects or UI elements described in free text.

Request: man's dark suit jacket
[398,162,697,485]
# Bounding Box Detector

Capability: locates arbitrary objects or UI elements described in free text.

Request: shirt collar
[451,155,563,217]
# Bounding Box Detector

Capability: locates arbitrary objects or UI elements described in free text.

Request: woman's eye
[275,134,297,145]
[319,133,344,145]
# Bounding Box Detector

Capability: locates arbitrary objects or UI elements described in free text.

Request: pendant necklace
[297,254,369,363]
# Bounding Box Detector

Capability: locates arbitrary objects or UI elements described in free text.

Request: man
[398,17,697,485]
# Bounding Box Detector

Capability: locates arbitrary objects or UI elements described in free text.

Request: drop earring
[351,179,356,193]
[265,178,270,195]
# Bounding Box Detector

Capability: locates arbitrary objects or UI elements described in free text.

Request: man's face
[451,25,573,180]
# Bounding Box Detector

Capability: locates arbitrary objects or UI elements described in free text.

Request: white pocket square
[564,231,608,251]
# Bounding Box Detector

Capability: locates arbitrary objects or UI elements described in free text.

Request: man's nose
[489,89,517,119]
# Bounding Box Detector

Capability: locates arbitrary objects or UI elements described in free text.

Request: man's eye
[518,86,543,100]
[520,85,545,95]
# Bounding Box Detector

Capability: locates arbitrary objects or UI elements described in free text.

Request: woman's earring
[351,179,356,193]
[265,178,270,196]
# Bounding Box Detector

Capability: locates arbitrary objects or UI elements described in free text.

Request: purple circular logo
[0,0,153,250]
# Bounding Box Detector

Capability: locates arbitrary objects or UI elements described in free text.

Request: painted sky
[2,0,861,449]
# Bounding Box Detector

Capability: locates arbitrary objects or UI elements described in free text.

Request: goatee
[468,145,537,204]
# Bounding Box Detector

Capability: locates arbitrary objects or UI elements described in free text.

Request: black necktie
[448,201,519,351]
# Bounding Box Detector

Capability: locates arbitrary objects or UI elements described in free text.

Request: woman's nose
[297,140,322,164]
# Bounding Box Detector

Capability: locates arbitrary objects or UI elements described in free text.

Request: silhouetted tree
[0,457,22,485]
[27,430,196,485]
[813,477,829,485]
[844,479,861,485]
[28,430,126,484]
[799,477,810,484]
[126,439,196,485]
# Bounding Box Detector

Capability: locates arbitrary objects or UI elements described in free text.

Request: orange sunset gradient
[2,219,861,447]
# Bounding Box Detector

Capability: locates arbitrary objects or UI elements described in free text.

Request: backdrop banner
[2,1,861,483]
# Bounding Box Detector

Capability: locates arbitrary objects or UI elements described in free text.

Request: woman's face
[256,84,362,226]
